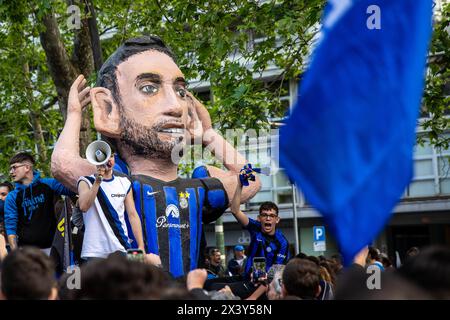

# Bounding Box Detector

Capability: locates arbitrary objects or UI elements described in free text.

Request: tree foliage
[0,0,448,180]
[420,3,450,150]
[0,0,325,178]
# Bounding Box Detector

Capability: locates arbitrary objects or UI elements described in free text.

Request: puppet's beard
[119,115,185,160]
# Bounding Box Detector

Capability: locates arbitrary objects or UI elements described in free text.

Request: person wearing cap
[227,245,247,276]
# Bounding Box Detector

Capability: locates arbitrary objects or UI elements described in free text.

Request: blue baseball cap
[234,245,244,251]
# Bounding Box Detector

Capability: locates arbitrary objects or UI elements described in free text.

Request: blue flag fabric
[279,0,433,264]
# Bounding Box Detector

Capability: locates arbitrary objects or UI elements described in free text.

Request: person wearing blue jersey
[204,169,290,299]
[51,36,261,278]
[4,152,75,254]
[230,171,290,279]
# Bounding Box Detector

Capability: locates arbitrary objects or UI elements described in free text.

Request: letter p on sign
[313,226,325,242]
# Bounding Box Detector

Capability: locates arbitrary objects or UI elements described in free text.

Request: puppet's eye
[141,85,158,94]
[176,87,187,98]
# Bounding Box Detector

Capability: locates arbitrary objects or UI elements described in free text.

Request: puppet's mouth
[159,128,185,134]
[157,122,186,135]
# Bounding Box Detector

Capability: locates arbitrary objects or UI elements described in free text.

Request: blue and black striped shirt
[128,174,228,278]
[243,218,290,277]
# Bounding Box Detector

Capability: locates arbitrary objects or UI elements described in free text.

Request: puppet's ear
[91,87,121,138]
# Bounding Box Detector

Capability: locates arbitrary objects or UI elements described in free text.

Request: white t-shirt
[236,256,246,267]
[77,174,132,259]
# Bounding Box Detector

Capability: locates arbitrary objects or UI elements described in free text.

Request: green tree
[0,0,101,175]
[0,0,448,179]
[420,3,450,150]
[0,0,325,177]
[0,1,62,175]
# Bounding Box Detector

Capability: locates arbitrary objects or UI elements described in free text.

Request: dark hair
[306,255,320,266]
[259,201,279,215]
[9,152,35,166]
[72,254,172,299]
[381,256,392,268]
[209,247,221,257]
[331,253,343,266]
[0,181,13,191]
[97,35,176,109]
[282,258,320,299]
[159,286,198,300]
[406,246,420,259]
[368,247,380,261]
[295,252,307,260]
[1,247,55,300]
[399,245,450,299]
[335,268,431,300]
[320,260,337,287]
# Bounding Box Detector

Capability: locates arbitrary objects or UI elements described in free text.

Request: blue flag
[280,0,433,264]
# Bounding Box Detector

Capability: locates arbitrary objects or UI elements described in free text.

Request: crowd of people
[0,34,449,300]
[1,234,450,300]
[1,160,449,300]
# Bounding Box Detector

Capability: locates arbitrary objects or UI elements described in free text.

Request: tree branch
[37,10,77,119]
[86,0,103,71]
[71,0,95,77]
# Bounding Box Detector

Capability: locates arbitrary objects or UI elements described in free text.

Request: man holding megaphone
[77,142,145,260]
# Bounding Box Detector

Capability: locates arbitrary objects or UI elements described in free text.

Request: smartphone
[127,248,144,263]
[252,257,267,282]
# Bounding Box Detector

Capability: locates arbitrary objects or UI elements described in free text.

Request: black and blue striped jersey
[128,174,228,278]
[243,218,290,278]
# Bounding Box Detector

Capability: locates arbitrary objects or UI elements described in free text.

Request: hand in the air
[68,74,91,114]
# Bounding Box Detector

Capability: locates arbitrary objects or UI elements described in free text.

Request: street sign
[313,226,326,252]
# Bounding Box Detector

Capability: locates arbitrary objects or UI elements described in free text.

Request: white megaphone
[86,140,112,166]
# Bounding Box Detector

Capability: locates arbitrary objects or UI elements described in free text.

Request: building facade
[196,0,450,264]
[198,75,450,264]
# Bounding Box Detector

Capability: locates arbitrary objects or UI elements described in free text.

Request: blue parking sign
[313,226,326,252]
[313,226,325,242]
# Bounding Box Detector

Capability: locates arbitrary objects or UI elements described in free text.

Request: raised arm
[230,175,249,227]
[51,75,95,192]
[187,93,261,205]
[77,171,103,212]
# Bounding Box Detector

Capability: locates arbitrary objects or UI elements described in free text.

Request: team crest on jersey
[165,204,180,218]
[178,191,190,209]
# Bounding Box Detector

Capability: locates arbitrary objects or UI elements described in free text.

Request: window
[404,134,450,197]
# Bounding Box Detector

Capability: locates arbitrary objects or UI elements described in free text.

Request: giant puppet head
[91,36,192,163]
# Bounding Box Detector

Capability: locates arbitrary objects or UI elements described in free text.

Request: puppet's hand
[68,75,91,114]
[186,92,212,144]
